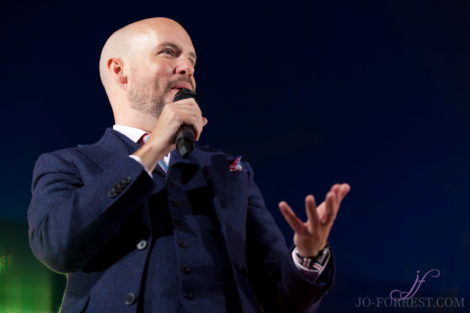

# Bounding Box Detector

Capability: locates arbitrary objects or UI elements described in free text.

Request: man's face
[126,22,196,117]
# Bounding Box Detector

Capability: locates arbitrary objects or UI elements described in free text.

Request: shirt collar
[112,125,147,143]
[113,125,172,165]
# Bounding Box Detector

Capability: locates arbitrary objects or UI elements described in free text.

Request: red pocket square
[229,156,243,172]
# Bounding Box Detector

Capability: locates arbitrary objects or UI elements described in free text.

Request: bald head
[99,17,192,93]
[98,17,196,129]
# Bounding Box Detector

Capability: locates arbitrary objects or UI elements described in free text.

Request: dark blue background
[1,0,468,312]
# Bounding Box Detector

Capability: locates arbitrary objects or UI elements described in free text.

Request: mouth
[172,81,193,91]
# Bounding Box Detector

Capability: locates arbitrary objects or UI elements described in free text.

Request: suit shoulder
[196,144,244,162]
[34,136,104,172]
[196,144,223,154]
[35,146,80,166]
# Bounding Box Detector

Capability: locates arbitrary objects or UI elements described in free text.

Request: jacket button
[117,181,128,189]
[169,180,177,187]
[170,200,179,207]
[124,292,136,305]
[122,176,132,184]
[178,240,188,249]
[136,239,147,250]
[183,291,193,300]
[108,189,117,198]
[180,266,192,275]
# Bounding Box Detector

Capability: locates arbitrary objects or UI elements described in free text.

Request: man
[28,17,350,313]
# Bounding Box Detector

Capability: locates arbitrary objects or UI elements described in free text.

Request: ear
[107,57,127,85]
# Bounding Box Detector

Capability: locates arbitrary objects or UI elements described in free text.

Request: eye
[161,48,176,56]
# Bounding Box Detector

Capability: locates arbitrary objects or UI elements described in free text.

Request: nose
[175,58,195,77]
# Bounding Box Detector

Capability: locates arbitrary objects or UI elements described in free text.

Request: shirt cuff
[291,248,330,280]
[129,155,153,177]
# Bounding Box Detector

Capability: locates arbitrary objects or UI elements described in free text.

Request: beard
[127,68,195,118]
[127,71,171,118]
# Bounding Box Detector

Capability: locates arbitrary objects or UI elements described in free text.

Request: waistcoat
[140,158,242,313]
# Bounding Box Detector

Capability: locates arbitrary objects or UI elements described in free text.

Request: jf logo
[390,269,440,300]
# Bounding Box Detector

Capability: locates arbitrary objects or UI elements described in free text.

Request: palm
[279,184,350,257]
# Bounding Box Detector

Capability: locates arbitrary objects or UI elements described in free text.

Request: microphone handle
[176,124,195,158]
[173,88,197,158]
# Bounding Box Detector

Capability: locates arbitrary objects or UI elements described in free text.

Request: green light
[0,254,13,273]
[0,221,61,313]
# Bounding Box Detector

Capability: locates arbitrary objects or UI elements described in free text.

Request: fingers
[164,98,206,141]
[305,195,320,232]
[331,184,341,203]
[322,191,337,224]
[195,116,208,140]
[321,183,350,224]
[332,183,350,200]
[181,99,205,141]
[279,201,307,234]
[195,118,208,140]
[175,99,203,132]
[339,183,351,198]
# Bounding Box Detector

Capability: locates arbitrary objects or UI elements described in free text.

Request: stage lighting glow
[0,254,13,273]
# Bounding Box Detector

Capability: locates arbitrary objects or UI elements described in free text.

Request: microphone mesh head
[173,88,197,102]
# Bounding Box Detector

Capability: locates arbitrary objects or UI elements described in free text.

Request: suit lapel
[80,128,166,177]
[77,128,156,230]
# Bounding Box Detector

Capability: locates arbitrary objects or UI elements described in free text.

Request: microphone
[173,88,197,158]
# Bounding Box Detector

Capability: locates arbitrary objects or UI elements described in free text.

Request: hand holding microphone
[132,88,207,172]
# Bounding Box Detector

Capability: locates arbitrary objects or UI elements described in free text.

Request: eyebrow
[156,41,197,65]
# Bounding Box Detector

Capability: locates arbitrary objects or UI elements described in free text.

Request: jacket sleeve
[244,161,334,313]
[27,150,154,273]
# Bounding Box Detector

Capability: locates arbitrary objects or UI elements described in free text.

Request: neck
[114,109,158,133]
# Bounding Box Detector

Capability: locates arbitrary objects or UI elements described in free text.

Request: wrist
[296,244,327,259]
[294,244,330,271]
[133,140,168,172]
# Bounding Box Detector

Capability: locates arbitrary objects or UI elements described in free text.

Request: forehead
[135,21,195,54]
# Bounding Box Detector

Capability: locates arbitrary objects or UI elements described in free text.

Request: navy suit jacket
[28,128,334,313]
